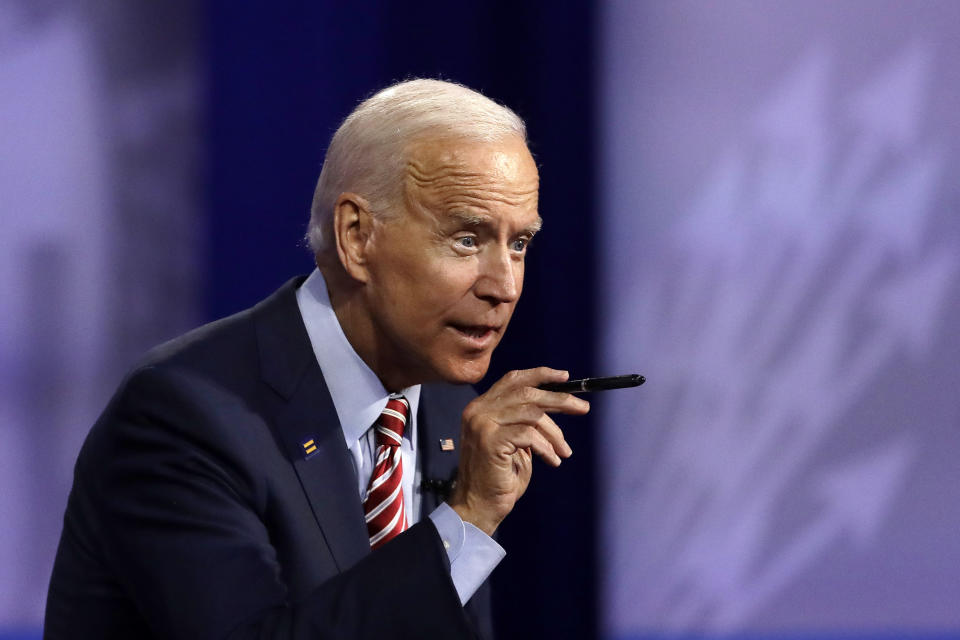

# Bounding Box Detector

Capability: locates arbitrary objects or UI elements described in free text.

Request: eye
[456,236,478,249]
[510,238,528,252]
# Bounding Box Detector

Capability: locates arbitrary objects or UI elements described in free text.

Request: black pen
[538,374,645,394]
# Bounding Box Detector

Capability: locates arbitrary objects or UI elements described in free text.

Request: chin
[436,356,491,385]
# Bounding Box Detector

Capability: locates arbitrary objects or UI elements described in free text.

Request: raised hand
[448,367,590,535]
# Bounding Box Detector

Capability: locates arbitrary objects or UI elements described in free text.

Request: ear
[332,192,375,283]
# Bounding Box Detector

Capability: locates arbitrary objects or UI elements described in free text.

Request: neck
[318,264,412,393]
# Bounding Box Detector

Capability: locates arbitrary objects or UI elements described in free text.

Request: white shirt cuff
[428,502,506,604]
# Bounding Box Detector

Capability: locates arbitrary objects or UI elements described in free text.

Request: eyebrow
[448,211,543,235]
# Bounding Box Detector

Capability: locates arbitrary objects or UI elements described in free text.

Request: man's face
[361,135,541,388]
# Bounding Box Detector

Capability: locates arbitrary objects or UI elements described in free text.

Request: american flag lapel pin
[439,438,455,452]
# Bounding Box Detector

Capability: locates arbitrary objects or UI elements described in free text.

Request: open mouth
[450,324,499,343]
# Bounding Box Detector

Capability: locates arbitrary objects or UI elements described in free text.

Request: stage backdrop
[0,2,201,635]
[599,1,960,637]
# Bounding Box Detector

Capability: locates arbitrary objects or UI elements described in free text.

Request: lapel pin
[439,438,455,452]
[302,438,318,458]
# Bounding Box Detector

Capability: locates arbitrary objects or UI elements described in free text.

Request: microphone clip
[420,476,457,500]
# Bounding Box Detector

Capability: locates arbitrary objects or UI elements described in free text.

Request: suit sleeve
[73,365,476,640]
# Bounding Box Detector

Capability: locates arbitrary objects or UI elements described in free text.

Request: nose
[474,246,520,304]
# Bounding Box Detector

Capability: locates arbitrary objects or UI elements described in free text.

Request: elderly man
[45,79,589,639]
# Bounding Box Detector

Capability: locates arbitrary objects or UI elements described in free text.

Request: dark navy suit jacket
[44,277,492,639]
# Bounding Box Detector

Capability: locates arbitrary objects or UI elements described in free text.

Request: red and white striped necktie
[363,395,409,550]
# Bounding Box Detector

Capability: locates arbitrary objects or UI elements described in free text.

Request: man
[45,79,589,639]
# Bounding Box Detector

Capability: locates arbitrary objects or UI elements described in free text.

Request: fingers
[535,413,573,458]
[490,406,573,458]
[489,369,591,416]
[507,386,590,418]
[463,366,591,471]
[500,424,562,467]
[482,366,591,449]
[488,366,568,395]
[530,388,591,416]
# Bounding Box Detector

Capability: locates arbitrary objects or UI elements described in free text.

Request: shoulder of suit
[420,382,477,416]
[129,276,307,386]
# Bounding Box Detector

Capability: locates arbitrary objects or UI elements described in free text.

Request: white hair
[306,78,528,255]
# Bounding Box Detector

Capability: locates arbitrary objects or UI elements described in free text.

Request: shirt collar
[295,269,420,447]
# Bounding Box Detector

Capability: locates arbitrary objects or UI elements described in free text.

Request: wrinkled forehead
[401,135,539,195]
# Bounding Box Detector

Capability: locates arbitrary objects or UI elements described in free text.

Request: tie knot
[375,395,408,447]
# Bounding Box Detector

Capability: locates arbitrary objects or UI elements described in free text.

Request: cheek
[383,264,457,324]
[420,262,480,303]
[373,247,483,325]
[374,248,433,300]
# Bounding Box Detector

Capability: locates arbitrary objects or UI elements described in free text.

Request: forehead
[403,136,540,201]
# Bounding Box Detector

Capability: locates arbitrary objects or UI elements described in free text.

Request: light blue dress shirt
[295,269,504,604]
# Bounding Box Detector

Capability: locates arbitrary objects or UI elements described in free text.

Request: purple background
[0,2,201,633]
[599,1,960,636]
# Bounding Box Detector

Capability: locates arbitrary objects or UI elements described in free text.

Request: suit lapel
[418,383,464,513]
[250,279,474,569]
[253,278,369,571]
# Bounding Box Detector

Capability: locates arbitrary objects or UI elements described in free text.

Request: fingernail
[564,442,573,456]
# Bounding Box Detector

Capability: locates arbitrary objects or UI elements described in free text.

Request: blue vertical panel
[204,0,385,317]
[599,1,960,638]
[206,2,598,637]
